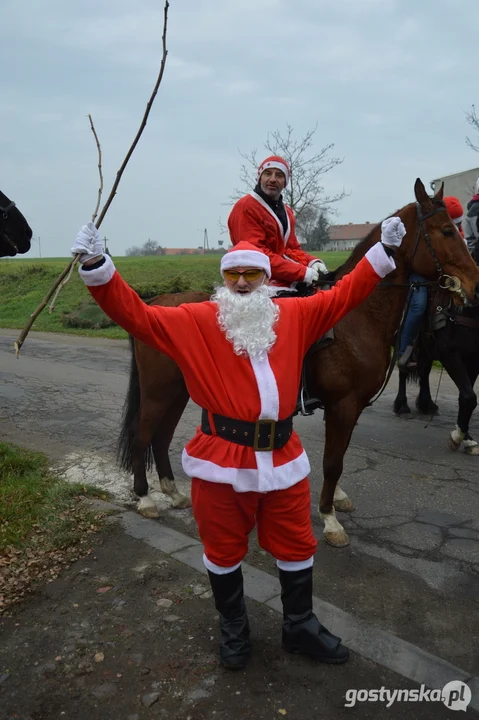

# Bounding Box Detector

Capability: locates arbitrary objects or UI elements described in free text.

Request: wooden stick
[89,113,104,225]
[14,0,170,357]
[48,113,105,314]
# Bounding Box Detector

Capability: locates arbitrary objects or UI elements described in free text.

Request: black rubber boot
[208,567,251,670]
[279,567,349,664]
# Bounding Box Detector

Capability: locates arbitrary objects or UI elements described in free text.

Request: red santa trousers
[191,477,317,568]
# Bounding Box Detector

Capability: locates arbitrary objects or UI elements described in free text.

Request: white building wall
[431,168,479,210]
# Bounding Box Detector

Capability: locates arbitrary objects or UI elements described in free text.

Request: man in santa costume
[228,155,328,291]
[71,215,406,670]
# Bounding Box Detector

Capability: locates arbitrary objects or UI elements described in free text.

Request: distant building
[322,222,376,251]
[430,167,479,210]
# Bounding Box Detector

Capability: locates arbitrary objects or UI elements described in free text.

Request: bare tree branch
[466,105,479,153]
[89,113,104,224]
[14,0,170,357]
[48,113,105,315]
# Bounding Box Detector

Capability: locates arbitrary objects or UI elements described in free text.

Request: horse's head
[0,191,32,257]
[397,179,479,305]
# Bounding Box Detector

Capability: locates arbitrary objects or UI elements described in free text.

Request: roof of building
[431,167,479,182]
[329,223,376,241]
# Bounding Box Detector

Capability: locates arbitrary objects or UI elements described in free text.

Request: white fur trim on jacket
[220,248,272,278]
[78,254,116,286]
[365,243,396,278]
[181,448,311,493]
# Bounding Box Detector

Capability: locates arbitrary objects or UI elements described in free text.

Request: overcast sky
[2,0,478,257]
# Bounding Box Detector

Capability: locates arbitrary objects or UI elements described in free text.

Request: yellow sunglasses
[223,269,265,282]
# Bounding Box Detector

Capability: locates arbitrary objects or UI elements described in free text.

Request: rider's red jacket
[228,192,321,289]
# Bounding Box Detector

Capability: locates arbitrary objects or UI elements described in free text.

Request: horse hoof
[171,494,192,509]
[416,401,439,416]
[324,530,350,548]
[464,444,479,455]
[394,404,411,416]
[334,498,355,513]
[138,504,160,519]
[447,436,461,452]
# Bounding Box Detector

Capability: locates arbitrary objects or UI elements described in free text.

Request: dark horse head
[0,190,32,257]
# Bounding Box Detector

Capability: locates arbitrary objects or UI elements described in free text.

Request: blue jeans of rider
[399,273,428,355]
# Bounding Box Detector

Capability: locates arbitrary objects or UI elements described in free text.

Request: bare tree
[466,105,479,152]
[232,123,346,221]
[126,239,161,256]
[126,245,143,257]
[141,239,160,255]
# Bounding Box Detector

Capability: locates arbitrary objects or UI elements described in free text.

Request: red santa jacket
[80,243,394,494]
[228,192,320,288]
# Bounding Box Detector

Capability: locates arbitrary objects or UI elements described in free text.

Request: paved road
[1,329,478,681]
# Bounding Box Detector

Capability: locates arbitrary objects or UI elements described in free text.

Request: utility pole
[33,235,42,258]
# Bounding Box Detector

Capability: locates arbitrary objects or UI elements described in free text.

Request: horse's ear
[433,182,444,202]
[414,178,430,206]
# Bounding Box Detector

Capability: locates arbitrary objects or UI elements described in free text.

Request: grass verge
[0,442,109,614]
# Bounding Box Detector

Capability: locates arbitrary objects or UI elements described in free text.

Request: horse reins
[0,200,18,253]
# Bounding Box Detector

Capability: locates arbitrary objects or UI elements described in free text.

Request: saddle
[273,278,335,416]
[397,285,478,373]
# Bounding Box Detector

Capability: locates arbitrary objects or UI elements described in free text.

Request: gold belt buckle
[253,419,276,451]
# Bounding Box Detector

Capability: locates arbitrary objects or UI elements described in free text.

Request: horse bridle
[369,202,462,406]
[0,199,18,253]
[411,202,463,295]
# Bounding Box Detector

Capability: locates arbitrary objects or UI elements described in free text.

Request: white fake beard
[212,285,280,358]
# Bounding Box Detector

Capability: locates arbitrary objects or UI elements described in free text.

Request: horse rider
[228,155,328,292]
[398,195,464,370]
[463,177,479,261]
[71,215,406,670]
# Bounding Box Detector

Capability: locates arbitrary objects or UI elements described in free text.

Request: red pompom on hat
[443,196,464,225]
[257,155,290,186]
[220,241,271,278]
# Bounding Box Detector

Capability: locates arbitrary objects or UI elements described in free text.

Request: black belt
[201,409,293,451]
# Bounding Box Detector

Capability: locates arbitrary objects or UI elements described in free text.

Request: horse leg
[441,354,478,452]
[460,358,479,456]
[131,399,166,518]
[393,368,411,415]
[319,397,360,548]
[415,357,438,415]
[150,387,192,508]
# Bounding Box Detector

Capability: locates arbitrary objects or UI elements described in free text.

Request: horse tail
[117,336,154,473]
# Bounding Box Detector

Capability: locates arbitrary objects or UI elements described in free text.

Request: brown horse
[117,179,479,546]
[0,190,32,257]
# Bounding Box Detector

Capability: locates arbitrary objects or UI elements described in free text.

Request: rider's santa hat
[444,196,464,225]
[257,155,290,187]
[220,241,271,278]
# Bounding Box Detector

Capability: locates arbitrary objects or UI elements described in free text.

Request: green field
[0,252,351,339]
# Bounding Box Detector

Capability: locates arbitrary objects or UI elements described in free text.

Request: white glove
[71,222,104,263]
[381,217,406,248]
[304,266,320,285]
[311,259,328,275]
